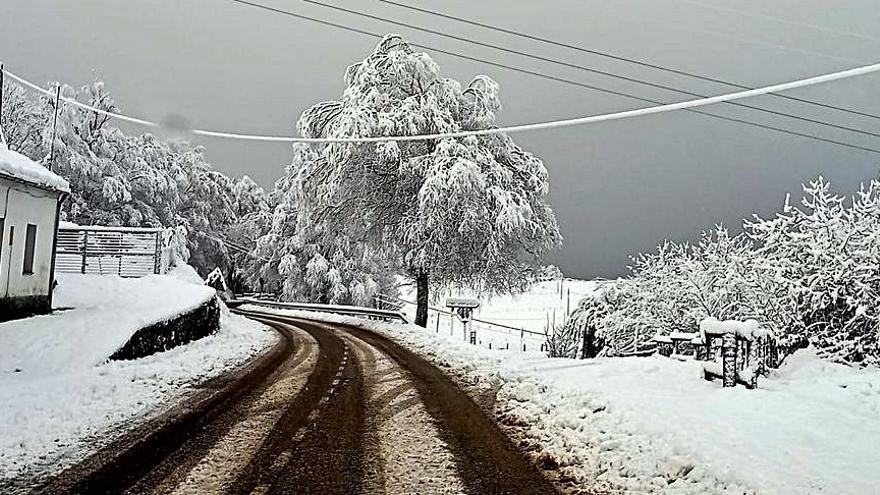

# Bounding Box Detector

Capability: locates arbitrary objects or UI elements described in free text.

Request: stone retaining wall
[109,297,221,361]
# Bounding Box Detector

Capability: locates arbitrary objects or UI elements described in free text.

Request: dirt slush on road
[30,309,560,495]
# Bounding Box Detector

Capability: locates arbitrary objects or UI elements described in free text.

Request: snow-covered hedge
[570,175,880,366]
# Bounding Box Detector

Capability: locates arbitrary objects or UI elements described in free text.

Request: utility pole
[0,63,5,146]
[48,84,61,171]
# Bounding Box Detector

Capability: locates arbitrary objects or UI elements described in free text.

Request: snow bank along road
[31,308,558,495]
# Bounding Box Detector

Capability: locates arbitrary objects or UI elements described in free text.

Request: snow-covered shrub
[536,265,564,282]
[205,267,228,292]
[569,177,880,366]
[543,321,580,358]
[746,177,880,364]
[160,226,190,272]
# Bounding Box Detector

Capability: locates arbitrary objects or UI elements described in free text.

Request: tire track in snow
[161,325,320,494]
[341,331,467,494]
[227,317,366,494]
[344,323,559,494]
[31,317,298,495]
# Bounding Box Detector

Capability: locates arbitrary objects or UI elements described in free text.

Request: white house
[0,145,69,321]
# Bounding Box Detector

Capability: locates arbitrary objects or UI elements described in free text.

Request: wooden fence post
[80,231,88,274]
[722,333,737,388]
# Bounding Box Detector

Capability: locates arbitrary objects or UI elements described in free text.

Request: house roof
[0,144,70,193]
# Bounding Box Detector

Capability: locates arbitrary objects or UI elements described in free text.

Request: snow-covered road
[29,309,557,495]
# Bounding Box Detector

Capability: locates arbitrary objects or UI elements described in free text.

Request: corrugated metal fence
[56,226,162,277]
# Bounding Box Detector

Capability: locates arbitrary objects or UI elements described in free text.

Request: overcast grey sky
[2,0,880,278]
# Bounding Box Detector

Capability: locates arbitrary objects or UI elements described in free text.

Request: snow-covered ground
[251,306,880,494]
[397,278,599,352]
[1,270,215,376]
[0,270,275,484]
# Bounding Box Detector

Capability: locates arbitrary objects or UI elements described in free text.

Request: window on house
[23,224,37,275]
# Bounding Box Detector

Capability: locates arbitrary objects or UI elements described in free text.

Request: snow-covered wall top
[0,144,70,193]
[0,272,215,376]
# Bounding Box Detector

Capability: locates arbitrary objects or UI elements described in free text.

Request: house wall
[0,176,61,318]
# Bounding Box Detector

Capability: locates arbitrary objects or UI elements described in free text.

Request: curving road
[31,308,558,495]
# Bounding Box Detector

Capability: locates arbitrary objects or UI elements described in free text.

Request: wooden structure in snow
[55,224,163,277]
[0,146,69,321]
[446,297,480,344]
[652,317,778,388]
[698,317,778,389]
[654,331,703,361]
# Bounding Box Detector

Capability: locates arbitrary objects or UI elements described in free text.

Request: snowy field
[253,307,880,494]
[397,278,599,352]
[0,270,275,484]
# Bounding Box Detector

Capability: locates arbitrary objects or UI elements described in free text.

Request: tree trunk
[580,325,598,359]
[415,271,429,327]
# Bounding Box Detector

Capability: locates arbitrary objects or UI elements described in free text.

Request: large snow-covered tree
[293,35,561,326]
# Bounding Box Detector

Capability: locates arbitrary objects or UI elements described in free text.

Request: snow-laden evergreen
[291,35,561,325]
[570,175,880,366]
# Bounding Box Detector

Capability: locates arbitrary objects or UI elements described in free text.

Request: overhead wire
[298,0,880,140]
[672,0,880,43]
[4,1,880,154]
[376,0,880,121]
[5,60,880,153]
[221,0,880,153]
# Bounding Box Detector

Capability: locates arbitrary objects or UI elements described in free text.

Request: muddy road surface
[30,308,558,495]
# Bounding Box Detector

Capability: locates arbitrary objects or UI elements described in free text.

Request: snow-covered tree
[224,176,270,293]
[248,147,395,304]
[568,175,880,366]
[293,35,561,326]
[746,177,880,364]
[0,81,47,155]
[0,78,256,278]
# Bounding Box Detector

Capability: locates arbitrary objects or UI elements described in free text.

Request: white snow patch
[0,311,274,483]
[167,263,206,285]
[700,317,773,340]
[0,144,69,193]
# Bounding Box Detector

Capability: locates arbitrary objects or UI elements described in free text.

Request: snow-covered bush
[746,177,880,363]
[543,321,580,358]
[536,265,564,281]
[160,226,190,272]
[205,267,228,292]
[569,177,880,366]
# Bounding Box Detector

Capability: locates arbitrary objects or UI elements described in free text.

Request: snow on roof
[0,144,70,193]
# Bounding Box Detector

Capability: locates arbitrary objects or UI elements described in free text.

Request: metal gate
[56,226,162,277]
